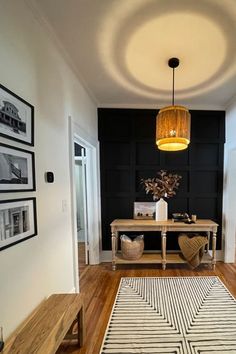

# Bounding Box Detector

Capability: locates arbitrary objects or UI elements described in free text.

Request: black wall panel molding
[98,108,225,251]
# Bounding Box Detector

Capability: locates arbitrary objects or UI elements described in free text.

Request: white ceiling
[30,0,236,109]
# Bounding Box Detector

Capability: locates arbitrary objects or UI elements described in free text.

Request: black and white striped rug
[100,277,236,353]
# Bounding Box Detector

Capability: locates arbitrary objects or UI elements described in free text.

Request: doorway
[74,142,89,275]
[69,116,101,292]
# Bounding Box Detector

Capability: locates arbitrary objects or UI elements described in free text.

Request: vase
[155,198,168,221]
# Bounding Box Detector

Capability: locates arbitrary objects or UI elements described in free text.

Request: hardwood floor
[57,261,236,354]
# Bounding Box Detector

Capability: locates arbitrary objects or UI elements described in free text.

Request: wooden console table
[110,219,218,270]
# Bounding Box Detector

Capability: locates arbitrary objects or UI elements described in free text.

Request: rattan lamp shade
[156,105,191,151]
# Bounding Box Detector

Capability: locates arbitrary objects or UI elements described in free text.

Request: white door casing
[75,153,89,264]
[68,116,101,292]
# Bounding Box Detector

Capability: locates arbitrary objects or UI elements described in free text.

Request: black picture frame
[0,197,37,251]
[0,84,34,146]
[0,143,36,192]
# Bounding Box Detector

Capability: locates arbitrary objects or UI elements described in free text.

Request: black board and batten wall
[98,108,225,251]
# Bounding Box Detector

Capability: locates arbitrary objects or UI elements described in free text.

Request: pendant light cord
[172,67,175,106]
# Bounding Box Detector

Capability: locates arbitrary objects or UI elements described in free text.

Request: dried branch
[141,170,182,200]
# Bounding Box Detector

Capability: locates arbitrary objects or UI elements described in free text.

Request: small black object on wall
[45,171,54,183]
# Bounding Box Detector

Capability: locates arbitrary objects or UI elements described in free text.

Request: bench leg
[78,305,85,347]
[64,305,85,347]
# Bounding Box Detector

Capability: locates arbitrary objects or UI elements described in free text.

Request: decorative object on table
[0,143,35,192]
[172,213,189,222]
[0,198,37,251]
[141,170,182,221]
[120,234,144,260]
[100,277,236,353]
[133,202,155,219]
[184,217,195,224]
[156,57,191,151]
[178,233,208,268]
[191,214,197,223]
[155,198,168,221]
[0,84,34,146]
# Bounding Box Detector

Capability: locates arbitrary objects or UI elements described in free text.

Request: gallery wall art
[0,83,37,251]
[0,84,34,146]
[0,143,35,192]
[0,198,37,251]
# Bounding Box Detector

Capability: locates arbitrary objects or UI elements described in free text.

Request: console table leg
[206,231,210,253]
[161,231,167,270]
[112,231,117,271]
[212,231,217,270]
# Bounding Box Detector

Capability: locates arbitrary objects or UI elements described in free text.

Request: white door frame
[68,116,101,292]
[74,154,89,264]
[223,148,236,263]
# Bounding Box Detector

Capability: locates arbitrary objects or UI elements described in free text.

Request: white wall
[0,0,97,338]
[223,98,236,262]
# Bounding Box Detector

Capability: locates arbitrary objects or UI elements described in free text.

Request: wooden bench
[3,293,85,354]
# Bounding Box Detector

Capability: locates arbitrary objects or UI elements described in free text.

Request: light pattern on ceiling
[98,0,236,104]
[32,0,236,107]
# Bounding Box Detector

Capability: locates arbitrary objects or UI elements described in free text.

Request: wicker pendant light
[156,58,191,151]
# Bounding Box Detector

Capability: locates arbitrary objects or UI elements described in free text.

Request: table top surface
[111,219,218,227]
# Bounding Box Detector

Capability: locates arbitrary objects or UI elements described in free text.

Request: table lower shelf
[115,253,162,264]
[115,252,213,265]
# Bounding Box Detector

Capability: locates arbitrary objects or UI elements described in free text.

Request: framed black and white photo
[0,143,35,192]
[0,84,34,146]
[0,198,37,251]
[134,202,155,219]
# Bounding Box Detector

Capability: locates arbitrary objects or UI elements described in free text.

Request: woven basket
[120,235,144,260]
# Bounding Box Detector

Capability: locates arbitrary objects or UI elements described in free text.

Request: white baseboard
[208,250,223,261]
[217,250,223,261]
[101,251,112,262]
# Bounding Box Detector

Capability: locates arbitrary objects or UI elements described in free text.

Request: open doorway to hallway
[69,116,101,292]
[74,142,89,276]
